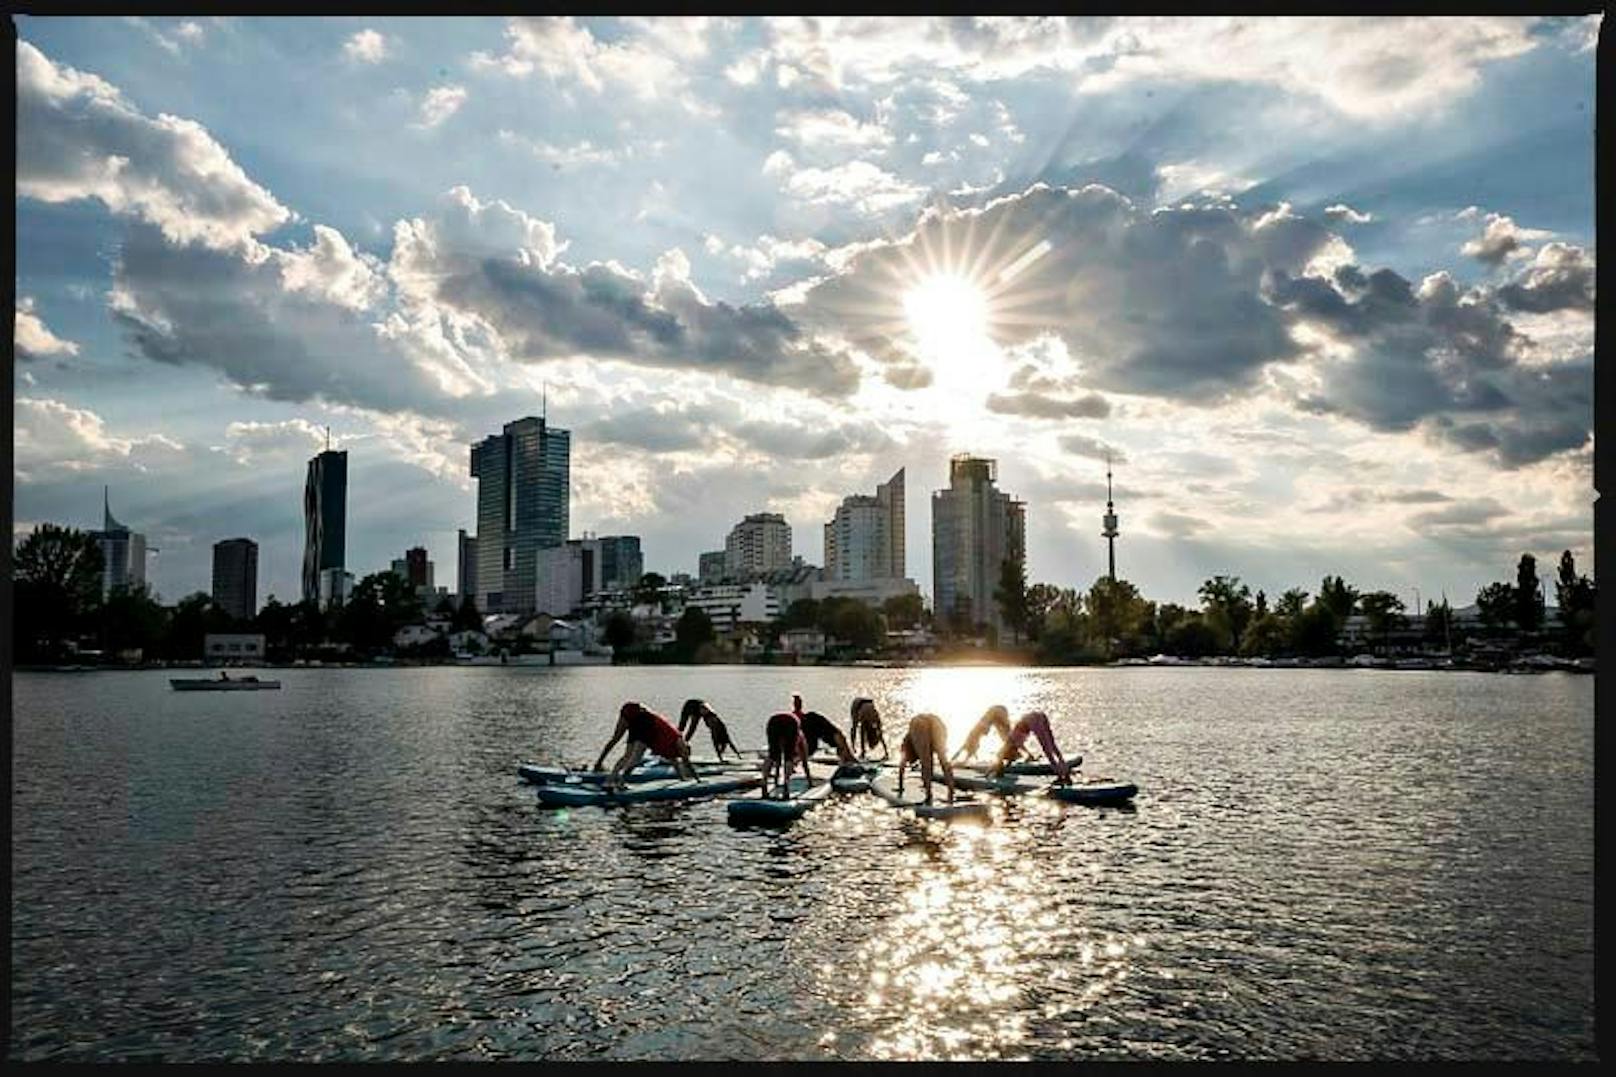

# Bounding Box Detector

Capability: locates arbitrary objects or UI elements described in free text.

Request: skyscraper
[470,416,570,614]
[698,550,727,584]
[91,487,147,597]
[824,467,906,582]
[302,449,347,605]
[457,529,478,605]
[596,535,643,591]
[932,455,1025,635]
[725,513,792,578]
[211,538,258,621]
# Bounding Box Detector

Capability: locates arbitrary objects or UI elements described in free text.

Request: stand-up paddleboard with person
[849,697,888,759]
[952,704,1013,762]
[897,712,959,805]
[678,698,745,761]
[988,710,1074,784]
[593,702,697,791]
[761,710,813,800]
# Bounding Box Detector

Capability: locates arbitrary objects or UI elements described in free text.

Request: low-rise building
[684,582,779,632]
[779,627,827,658]
[204,633,266,662]
[809,576,919,608]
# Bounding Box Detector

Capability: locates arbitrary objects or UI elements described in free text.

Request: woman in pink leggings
[988,710,1073,783]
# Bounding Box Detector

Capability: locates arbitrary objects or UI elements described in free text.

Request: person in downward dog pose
[848,696,889,759]
[798,707,857,764]
[896,712,958,805]
[761,709,812,799]
[987,710,1074,784]
[678,698,744,761]
[593,702,698,791]
[952,704,1014,762]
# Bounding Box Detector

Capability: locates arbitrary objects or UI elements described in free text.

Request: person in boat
[678,698,744,761]
[896,712,958,805]
[848,696,889,759]
[218,670,230,681]
[762,709,813,800]
[951,704,1013,762]
[987,710,1074,784]
[593,702,698,791]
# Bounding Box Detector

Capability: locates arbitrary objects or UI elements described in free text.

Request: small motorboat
[170,675,281,691]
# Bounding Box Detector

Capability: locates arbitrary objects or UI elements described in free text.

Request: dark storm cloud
[1056,433,1126,462]
[1494,243,1595,313]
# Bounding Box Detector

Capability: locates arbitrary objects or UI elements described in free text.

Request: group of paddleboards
[520,694,1138,821]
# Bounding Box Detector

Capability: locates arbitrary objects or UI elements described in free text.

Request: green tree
[451,595,484,632]
[1554,550,1596,654]
[1423,598,1455,650]
[1514,553,1544,633]
[1358,591,1407,653]
[780,598,823,630]
[602,611,637,655]
[824,599,885,653]
[1276,588,1309,622]
[1240,613,1289,656]
[994,549,1029,645]
[165,591,234,661]
[1023,583,1061,641]
[433,593,457,618]
[673,605,716,661]
[1317,575,1360,626]
[881,592,924,630]
[1166,615,1221,658]
[1198,575,1254,653]
[101,584,167,659]
[1289,602,1341,657]
[1254,590,1268,618]
[1087,576,1147,659]
[1475,581,1515,631]
[632,572,668,609]
[12,523,104,660]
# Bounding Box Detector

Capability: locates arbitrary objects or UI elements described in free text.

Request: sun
[902,272,992,386]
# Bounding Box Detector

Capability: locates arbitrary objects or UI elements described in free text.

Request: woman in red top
[594,702,698,791]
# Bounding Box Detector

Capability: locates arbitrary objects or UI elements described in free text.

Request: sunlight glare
[903,273,991,386]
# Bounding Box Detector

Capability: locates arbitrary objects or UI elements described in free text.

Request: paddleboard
[957,756,1080,776]
[535,773,762,807]
[517,760,755,785]
[727,777,834,825]
[830,762,878,793]
[868,772,990,819]
[952,772,1046,796]
[1046,779,1138,805]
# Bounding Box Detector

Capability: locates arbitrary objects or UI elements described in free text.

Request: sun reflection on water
[888,667,1043,749]
[819,817,1150,1059]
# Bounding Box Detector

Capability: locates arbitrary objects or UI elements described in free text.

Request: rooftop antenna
[325,425,331,452]
[543,382,548,423]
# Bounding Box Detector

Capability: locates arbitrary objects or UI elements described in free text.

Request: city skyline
[14,17,1597,609]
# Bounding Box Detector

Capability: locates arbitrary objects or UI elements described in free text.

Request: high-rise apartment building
[536,538,602,616]
[932,455,1025,634]
[302,449,347,605]
[824,467,906,582]
[698,550,727,584]
[457,530,478,605]
[211,537,258,621]
[469,416,570,614]
[724,513,792,578]
[596,535,643,591]
[92,488,147,597]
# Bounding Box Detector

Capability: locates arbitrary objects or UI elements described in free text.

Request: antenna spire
[325,425,331,452]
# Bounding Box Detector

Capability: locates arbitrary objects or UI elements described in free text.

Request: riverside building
[931,454,1025,635]
[469,416,570,615]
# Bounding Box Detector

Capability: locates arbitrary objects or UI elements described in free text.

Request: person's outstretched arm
[593,715,629,772]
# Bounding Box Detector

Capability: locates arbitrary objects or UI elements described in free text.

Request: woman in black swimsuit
[678,698,744,760]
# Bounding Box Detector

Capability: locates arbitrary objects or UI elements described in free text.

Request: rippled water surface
[9,665,1595,1060]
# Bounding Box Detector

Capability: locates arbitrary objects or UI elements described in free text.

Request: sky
[12,15,1600,611]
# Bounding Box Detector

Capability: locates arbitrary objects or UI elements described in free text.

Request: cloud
[17,40,292,251]
[774,107,892,150]
[15,297,81,360]
[498,130,633,168]
[1494,243,1595,313]
[1277,260,1591,466]
[986,391,1111,419]
[14,396,187,482]
[471,16,698,101]
[1149,510,1212,538]
[415,85,468,129]
[1057,433,1125,462]
[1458,209,1548,266]
[762,152,925,214]
[1324,203,1373,224]
[343,29,390,63]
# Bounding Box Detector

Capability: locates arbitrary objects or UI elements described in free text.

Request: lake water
[8,665,1595,1061]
